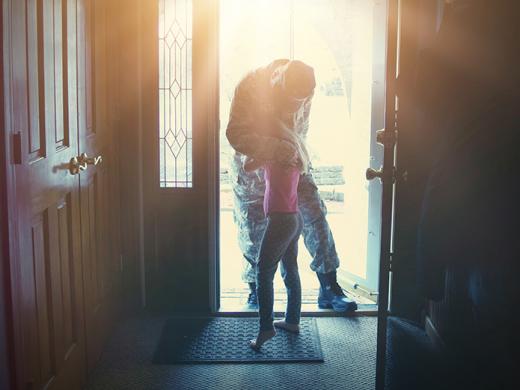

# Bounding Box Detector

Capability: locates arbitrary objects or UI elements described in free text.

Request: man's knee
[298,179,327,223]
[298,174,320,202]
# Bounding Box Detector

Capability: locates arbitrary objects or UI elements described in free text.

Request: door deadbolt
[79,153,103,166]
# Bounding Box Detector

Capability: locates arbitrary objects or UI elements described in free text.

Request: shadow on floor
[86,315,377,390]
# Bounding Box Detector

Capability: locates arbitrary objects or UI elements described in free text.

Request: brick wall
[220,165,345,202]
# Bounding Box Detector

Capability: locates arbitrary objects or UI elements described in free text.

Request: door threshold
[215,303,377,317]
[218,289,376,316]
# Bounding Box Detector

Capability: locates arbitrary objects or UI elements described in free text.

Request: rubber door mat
[153,317,324,364]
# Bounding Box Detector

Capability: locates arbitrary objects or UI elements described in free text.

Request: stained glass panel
[159,0,193,188]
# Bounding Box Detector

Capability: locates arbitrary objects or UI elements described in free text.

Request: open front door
[368,0,399,389]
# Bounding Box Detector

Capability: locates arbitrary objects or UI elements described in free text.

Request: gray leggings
[257,212,304,331]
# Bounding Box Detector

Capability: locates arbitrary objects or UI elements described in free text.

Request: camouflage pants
[230,154,340,283]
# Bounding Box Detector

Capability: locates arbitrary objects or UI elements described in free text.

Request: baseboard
[425,315,445,352]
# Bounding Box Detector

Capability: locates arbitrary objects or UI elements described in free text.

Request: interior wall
[117,0,147,312]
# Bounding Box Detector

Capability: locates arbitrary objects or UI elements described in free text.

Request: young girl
[245,127,310,350]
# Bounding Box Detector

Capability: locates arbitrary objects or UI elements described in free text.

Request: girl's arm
[243,157,264,172]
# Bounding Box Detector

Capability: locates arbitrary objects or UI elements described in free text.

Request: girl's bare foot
[249,329,276,350]
[273,320,300,334]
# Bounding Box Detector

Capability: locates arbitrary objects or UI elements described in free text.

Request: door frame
[1,0,24,386]
[374,0,399,388]
[208,0,391,313]
[1,1,16,386]
[206,0,220,313]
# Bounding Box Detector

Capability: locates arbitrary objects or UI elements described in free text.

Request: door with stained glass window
[159,0,193,188]
[142,0,217,310]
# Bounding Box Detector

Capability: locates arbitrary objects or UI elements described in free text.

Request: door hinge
[12,132,22,164]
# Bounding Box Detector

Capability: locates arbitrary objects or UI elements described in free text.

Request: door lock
[69,156,88,175]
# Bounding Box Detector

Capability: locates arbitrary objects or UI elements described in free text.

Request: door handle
[366,166,396,183]
[69,156,88,175]
[79,153,103,166]
[366,167,383,181]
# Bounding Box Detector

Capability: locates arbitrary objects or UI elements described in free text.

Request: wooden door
[5,0,86,388]
[3,0,119,388]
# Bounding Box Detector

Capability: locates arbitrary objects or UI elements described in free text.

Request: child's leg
[252,214,297,349]
[279,214,303,330]
[275,245,301,334]
[256,250,279,333]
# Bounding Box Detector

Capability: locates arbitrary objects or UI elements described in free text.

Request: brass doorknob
[366,168,383,181]
[366,167,397,183]
[79,153,103,166]
[69,156,87,175]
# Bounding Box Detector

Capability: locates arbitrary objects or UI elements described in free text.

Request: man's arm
[226,81,298,164]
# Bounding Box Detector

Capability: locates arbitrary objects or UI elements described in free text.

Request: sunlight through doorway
[219,0,387,311]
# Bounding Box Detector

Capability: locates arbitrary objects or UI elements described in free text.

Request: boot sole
[318,301,358,312]
[318,302,333,309]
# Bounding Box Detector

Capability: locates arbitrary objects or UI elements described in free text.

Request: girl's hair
[279,124,310,174]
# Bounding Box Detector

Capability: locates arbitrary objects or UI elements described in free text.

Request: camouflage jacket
[226,59,313,164]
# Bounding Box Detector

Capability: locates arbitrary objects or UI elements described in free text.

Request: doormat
[153,317,323,364]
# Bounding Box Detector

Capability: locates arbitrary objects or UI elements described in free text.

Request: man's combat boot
[247,282,258,308]
[317,272,357,312]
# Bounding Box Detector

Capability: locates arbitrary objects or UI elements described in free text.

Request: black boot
[317,271,357,312]
[247,282,258,307]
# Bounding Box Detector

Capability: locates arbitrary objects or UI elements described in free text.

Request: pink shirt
[263,162,300,216]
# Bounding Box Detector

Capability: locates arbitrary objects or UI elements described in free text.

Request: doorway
[218,0,387,311]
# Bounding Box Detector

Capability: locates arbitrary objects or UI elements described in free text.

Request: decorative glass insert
[159,0,193,188]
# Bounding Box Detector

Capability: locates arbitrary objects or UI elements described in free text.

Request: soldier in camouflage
[226,59,357,312]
